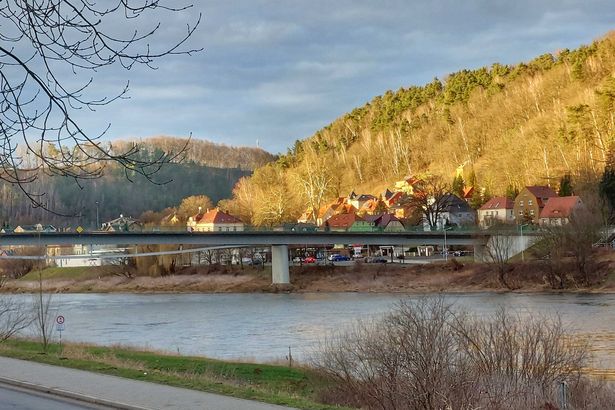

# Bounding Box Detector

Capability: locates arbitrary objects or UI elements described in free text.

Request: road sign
[76,226,84,233]
[55,323,65,332]
[56,315,65,325]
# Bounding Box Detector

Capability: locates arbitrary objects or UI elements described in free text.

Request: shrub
[313,297,611,409]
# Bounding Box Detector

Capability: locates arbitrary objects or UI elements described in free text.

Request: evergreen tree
[505,185,519,200]
[470,187,486,209]
[452,174,465,197]
[468,169,477,188]
[600,167,615,219]
[558,174,573,196]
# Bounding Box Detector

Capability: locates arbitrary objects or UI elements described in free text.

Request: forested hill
[222,31,615,226]
[113,136,275,171]
[0,137,275,227]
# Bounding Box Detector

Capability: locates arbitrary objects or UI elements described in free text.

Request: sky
[47,1,615,154]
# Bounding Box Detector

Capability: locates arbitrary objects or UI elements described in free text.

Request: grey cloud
[30,0,615,153]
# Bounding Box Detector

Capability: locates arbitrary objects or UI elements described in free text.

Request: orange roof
[479,197,514,211]
[324,213,364,228]
[462,186,474,199]
[539,196,582,219]
[194,209,242,224]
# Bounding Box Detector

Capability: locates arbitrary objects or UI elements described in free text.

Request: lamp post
[520,223,529,262]
[95,201,99,230]
[443,226,452,261]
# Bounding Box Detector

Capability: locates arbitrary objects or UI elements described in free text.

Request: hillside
[112,136,275,171]
[223,31,615,226]
[0,137,275,227]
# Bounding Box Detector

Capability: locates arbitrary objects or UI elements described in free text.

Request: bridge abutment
[271,245,290,284]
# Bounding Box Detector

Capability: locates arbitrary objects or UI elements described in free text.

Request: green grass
[0,339,348,410]
[20,266,120,281]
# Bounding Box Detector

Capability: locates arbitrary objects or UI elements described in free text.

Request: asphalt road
[0,384,107,410]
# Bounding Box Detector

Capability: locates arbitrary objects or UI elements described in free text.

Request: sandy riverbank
[3,250,615,294]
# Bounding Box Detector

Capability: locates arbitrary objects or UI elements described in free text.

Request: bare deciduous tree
[0,1,201,210]
[0,296,32,342]
[314,297,603,410]
[407,176,451,230]
[485,227,515,289]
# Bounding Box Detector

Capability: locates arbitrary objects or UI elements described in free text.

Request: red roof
[324,213,364,228]
[194,209,242,224]
[479,196,514,211]
[539,196,582,219]
[526,186,557,199]
[462,186,474,199]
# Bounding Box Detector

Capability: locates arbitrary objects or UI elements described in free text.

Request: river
[3,292,615,368]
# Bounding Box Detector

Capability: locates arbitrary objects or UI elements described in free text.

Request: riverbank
[0,338,342,410]
[2,249,615,294]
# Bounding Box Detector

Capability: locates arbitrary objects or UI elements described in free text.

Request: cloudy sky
[66,1,615,153]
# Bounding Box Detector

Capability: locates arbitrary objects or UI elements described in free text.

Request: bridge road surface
[0,357,297,410]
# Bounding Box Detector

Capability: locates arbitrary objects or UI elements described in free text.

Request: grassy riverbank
[0,338,346,410]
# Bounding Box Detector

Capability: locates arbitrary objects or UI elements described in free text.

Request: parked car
[292,256,303,263]
[329,254,350,262]
[245,257,263,265]
[304,256,317,263]
[366,256,388,263]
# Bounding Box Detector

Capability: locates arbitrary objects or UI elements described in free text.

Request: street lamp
[520,223,529,262]
[95,201,100,230]
[443,225,453,261]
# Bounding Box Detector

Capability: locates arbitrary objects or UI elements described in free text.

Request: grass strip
[0,338,349,410]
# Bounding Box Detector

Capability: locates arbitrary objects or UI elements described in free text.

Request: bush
[313,297,612,409]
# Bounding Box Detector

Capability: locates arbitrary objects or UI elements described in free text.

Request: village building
[322,213,374,232]
[187,208,244,232]
[102,215,142,232]
[513,186,557,224]
[478,196,515,228]
[424,194,476,230]
[539,196,583,226]
[364,213,405,232]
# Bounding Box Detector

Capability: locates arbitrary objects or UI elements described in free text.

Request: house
[424,194,476,230]
[283,222,318,232]
[382,189,404,208]
[462,186,474,202]
[513,186,557,224]
[478,197,515,228]
[161,212,180,226]
[394,176,422,194]
[187,208,244,232]
[364,213,405,232]
[14,224,57,233]
[102,215,142,232]
[347,193,377,210]
[539,196,583,226]
[323,213,374,232]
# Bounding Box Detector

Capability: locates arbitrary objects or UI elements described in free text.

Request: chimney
[198,206,202,214]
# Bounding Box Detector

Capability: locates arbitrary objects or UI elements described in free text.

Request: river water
[3,292,615,367]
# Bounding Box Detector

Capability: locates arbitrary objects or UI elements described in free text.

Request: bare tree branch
[0,1,201,213]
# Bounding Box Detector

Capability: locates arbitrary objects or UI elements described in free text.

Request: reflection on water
[2,292,615,368]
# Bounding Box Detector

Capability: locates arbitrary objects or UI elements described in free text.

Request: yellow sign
[76,226,84,234]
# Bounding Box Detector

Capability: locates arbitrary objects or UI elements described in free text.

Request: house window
[518,210,523,216]
[528,199,533,206]
[218,227,222,231]
[233,227,237,231]
[530,210,534,216]
[519,200,524,207]
[226,227,230,232]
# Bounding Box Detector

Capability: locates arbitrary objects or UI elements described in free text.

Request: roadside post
[55,315,65,351]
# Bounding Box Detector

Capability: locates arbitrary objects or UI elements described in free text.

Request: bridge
[0,230,522,284]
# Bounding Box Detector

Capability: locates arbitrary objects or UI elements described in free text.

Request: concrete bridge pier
[271,245,290,284]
